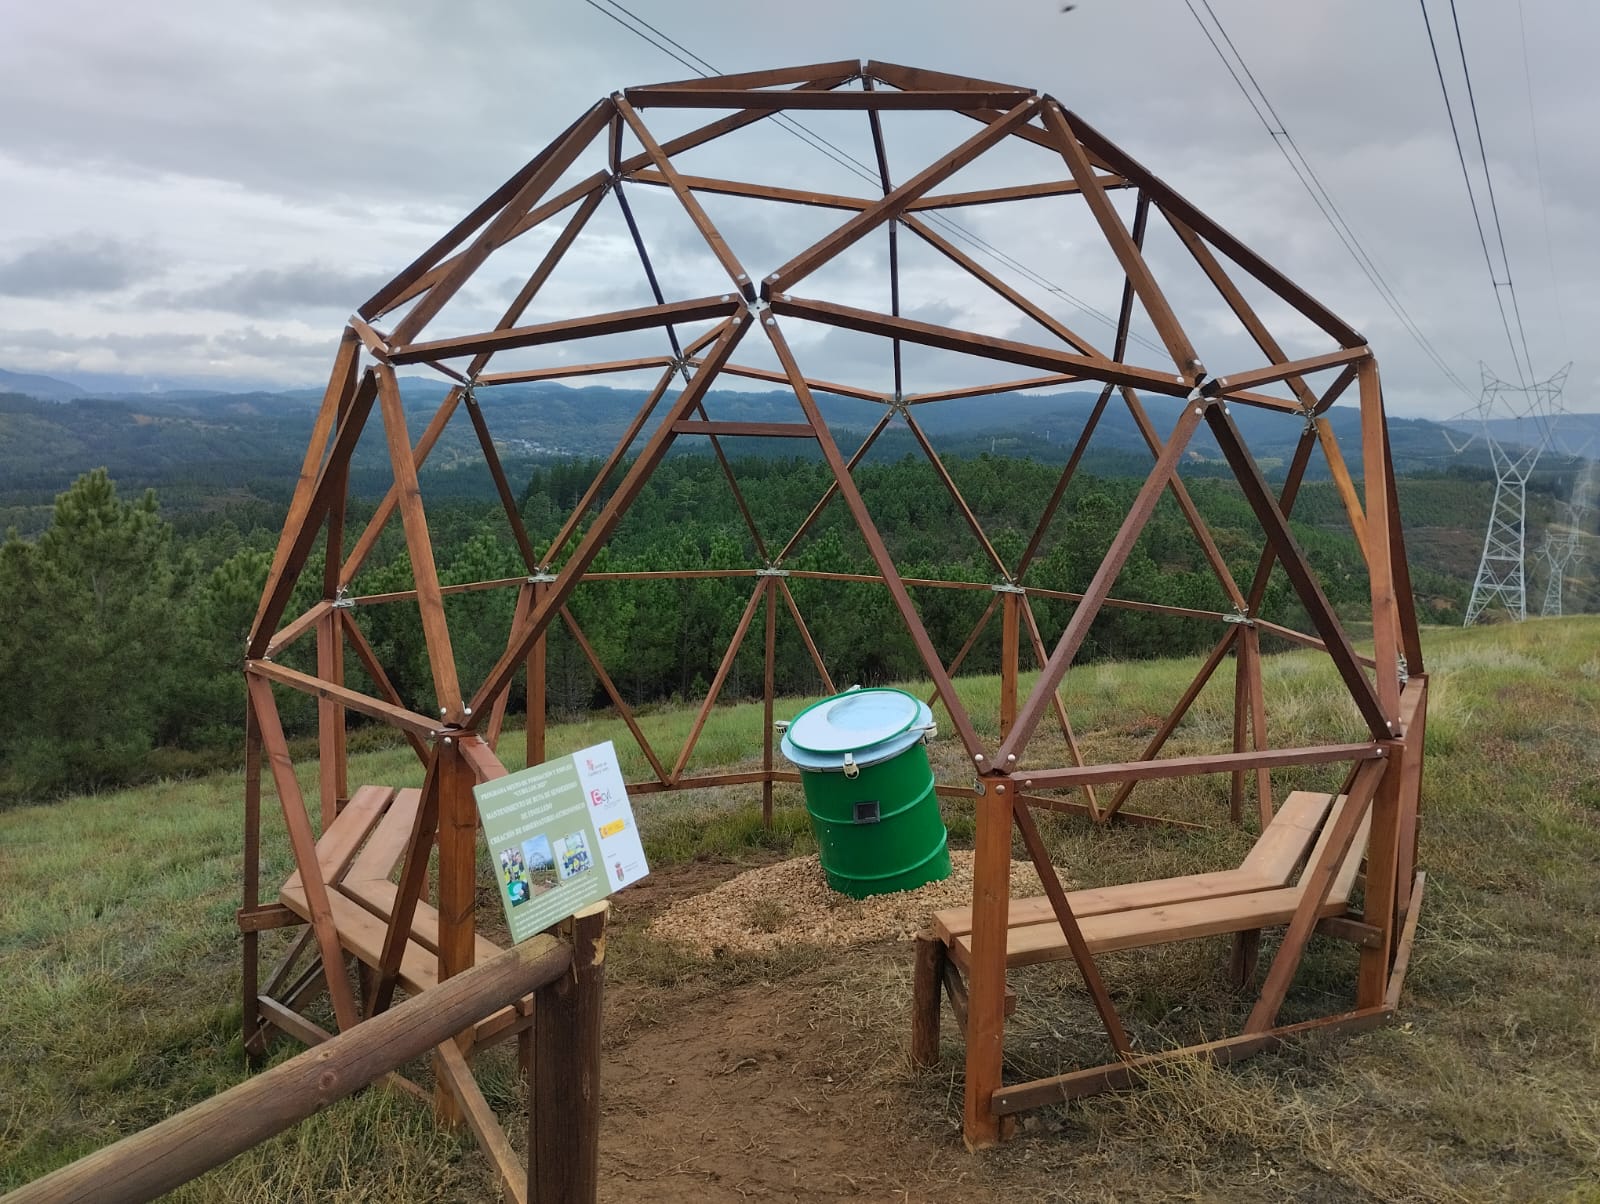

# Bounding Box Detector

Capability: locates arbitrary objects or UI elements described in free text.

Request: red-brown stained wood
[375,365,463,721]
[245,678,360,1033]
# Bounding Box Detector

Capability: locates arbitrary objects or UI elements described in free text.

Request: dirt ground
[596,859,997,1203]
[587,859,1296,1204]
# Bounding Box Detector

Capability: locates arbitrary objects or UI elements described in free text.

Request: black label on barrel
[853,800,881,824]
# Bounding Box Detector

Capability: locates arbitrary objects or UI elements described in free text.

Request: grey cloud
[0,236,158,297]
[141,265,392,316]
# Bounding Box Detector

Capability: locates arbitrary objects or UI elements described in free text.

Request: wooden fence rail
[1,908,606,1204]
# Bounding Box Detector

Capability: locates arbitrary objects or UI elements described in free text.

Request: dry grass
[2,618,1599,1200]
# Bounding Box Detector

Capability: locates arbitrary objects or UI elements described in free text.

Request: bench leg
[912,936,944,1069]
[1229,930,1261,989]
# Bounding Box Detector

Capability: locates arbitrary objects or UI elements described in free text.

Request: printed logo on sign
[584,755,612,774]
[589,786,614,807]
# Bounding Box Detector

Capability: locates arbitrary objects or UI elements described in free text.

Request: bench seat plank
[283,785,397,892]
[339,876,505,965]
[1239,791,1337,880]
[934,792,1339,944]
[344,786,423,884]
[947,795,1371,970]
[279,882,439,995]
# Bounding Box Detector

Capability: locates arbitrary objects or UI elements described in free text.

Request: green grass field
[1,618,1597,1201]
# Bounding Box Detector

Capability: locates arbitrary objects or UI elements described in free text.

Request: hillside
[1,619,1596,1201]
[1,375,1557,537]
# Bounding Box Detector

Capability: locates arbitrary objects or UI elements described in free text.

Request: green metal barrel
[779,688,951,899]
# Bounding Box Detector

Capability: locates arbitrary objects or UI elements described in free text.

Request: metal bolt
[973,753,984,763]
[1024,779,1034,788]
[721,295,731,303]
[995,783,1007,794]
[440,706,447,715]
[443,737,454,745]
[1193,406,1203,415]
[463,706,473,716]
[765,318,776,326]
[1006,754,1016,764]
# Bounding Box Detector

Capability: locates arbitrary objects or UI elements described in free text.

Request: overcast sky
[0,0,1592,418]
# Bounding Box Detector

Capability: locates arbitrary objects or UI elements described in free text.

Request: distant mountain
[1443,413,1600,458]
[0,368,84,401]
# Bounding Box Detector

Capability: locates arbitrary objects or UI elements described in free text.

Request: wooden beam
[770,295,1190,396]
[375,365,463,721]
[1021,742,1380,791]
[245,678,360,1033]
[996,402,1206,766]
[390,296,742,365]
[623,87,1035,110]
[764,97,1040,296]
[388,100,613,346]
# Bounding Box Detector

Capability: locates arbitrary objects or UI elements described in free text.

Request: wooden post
[4,936,574,1204]
[527,580,548,770]
[435,736,479,1126]
[1000,590,1019,740]
[530,903,608,1204]
[241,696,265,1060]
[1229,637,1249,825]
[1358,746,1405,1007]
[963,790,1011,1149]
[316,609,347,825]
[1395,677,1428,908]
[911,936,944,1068]
[762,576,776,827]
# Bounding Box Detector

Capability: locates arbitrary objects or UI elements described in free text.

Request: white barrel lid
[787,688,922,753]
[779,688,934,772]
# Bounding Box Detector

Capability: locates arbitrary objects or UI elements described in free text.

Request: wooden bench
[931,791,1369,973]
[275,784,532,1046]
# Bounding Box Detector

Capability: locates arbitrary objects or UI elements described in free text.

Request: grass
[1,618,1598,1200]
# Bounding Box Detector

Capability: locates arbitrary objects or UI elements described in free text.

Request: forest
[0,444,1488,805]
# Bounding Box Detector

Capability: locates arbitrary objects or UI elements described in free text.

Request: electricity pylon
[1539,460,1594,617]
[1447,364,1571,625]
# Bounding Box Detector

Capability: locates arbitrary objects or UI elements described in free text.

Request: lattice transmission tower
[1539,460,1595,617]
[1448,364,1571,625]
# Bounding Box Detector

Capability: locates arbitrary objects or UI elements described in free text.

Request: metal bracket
[1397,655,1410,687]
[330,589,355,611]
[991,581,1026,595]
[756,566,790,578]
[1222,607,1254,626]
[462,381,479,407]
[669,356,694,385]
[527,571,558,585]
[887,392,909,420]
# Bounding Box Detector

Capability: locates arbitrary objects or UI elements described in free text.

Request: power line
[1514,0,1569,361]
[1447,0,1537,387]
[1184,0,1477,404]
[579,0,1167,357]
[1418,0,1537,391]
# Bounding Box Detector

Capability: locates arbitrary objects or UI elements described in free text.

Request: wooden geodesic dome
[239,60,1425,1156]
